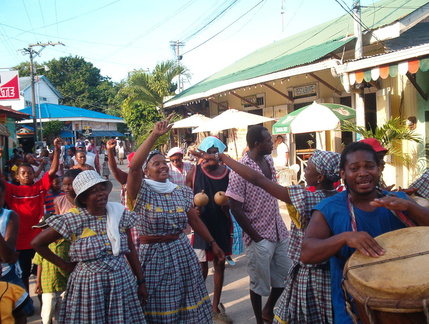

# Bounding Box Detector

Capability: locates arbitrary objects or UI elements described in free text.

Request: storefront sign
[0,71,20,100]
[293,83,317,98]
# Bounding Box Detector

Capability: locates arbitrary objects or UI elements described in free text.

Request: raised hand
[152,114,173,137]
[370,196,410,211]
[53,137,62,150]
[106,139,116,151]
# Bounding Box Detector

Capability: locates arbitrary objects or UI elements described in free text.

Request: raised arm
[127,115,173,201]
[106,139,128,185]
[48,138,61,178]
[190,150,292,204]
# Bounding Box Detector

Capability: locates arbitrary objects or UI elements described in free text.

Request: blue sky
[0,0,374,85]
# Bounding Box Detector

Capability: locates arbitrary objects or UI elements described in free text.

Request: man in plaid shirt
[226,125,291,324]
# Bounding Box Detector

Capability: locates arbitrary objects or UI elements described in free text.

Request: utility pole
[353,0,365,140]
[21,42,64,146]
[170,40,185,92]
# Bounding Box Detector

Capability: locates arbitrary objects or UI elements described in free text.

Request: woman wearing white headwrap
[127,115,225,323]
[190,149,341,324]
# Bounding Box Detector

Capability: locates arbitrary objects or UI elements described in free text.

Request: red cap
[127,152,136,167]
[359,138,387,153]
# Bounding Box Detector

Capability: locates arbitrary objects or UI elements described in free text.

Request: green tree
[341,117,422,163]
[124,60,188,113]
[121,99,164,147]
[42,120,63,144]
[119,60,187,145]
[14,56,120,113]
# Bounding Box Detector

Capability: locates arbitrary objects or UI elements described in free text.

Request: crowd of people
[1,115,429,324]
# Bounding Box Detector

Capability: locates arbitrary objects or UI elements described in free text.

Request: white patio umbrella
[192,109,274,133]
[172,113,212,129]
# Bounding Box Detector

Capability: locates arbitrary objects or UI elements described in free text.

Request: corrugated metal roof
[18,103,122,121]
[167,0,429,105]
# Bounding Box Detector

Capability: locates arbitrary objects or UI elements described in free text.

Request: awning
[60,131,75,138]
[0,124,11,137]
[88,131,125,137]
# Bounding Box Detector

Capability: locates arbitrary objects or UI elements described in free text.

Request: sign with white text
[0,71,20,100]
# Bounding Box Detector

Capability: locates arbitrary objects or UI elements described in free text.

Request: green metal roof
[167,0,429,104]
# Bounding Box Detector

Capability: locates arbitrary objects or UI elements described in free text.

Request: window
[242,93,265,110]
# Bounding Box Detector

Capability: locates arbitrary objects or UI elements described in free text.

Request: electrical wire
[182,0,241,43]
[182,0,267,56]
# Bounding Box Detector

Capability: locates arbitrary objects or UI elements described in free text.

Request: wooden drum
[343,227,429,324]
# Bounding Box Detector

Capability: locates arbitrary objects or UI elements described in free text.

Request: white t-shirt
[273,142,289,166]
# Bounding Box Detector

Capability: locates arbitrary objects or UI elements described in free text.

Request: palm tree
[123,60,188,114]
[341,117,422,164]
[119,60,188,146]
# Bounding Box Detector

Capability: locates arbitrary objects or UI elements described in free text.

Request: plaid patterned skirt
[140,233,211,323]
[274,262,332,324]
[59,257,146,324]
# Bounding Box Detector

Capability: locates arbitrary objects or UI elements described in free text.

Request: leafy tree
[14,61,44,77]
[42,120,63,145]
[123,60,188,114]
[119,60,188,145]
[341,117,421,163]
[14,56,120,113]
[121,99,164,147]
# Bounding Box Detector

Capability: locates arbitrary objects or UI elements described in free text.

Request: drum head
[345,227,429,301]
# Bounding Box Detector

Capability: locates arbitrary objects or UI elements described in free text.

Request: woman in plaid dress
[32,170,147,324]
[190,149,341,324]
[127,115,225,323]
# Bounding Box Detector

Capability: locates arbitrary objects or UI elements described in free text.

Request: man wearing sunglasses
[167,147,194,188]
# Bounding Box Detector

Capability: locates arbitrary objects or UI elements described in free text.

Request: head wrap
[310,149,341,182]
[198,136,226,153]
[143,150,162,170]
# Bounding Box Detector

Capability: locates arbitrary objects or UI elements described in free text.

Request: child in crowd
[45,176,64,215]
[54,169,82,215]
[0,280,30,324]
[33,213,71,324]
[102,155,110,179]
[70,151,94,171]
[0,139,61,293]
[63,147,76,171]
[10,155,24,185]
[0,178,34,319]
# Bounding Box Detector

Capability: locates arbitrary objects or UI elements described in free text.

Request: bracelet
[137,278,146,285]
[214,152,220,162]
[208,240,216,247]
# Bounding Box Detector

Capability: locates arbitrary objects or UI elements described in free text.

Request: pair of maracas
[194,190,229,207]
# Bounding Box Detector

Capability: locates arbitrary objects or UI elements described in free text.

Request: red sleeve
[38,172,53,191]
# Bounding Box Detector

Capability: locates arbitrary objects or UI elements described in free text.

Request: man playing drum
[300,142,429,324]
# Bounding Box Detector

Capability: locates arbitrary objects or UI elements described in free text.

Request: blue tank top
[314,191,407,324]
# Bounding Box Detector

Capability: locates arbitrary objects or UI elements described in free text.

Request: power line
[183,0,267,56]
[182,0,241,42]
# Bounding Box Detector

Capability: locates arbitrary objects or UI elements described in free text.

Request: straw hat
[73,170,112,207]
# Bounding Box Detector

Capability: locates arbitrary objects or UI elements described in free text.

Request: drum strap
[341,279,361,324]
[347,190,417,232]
